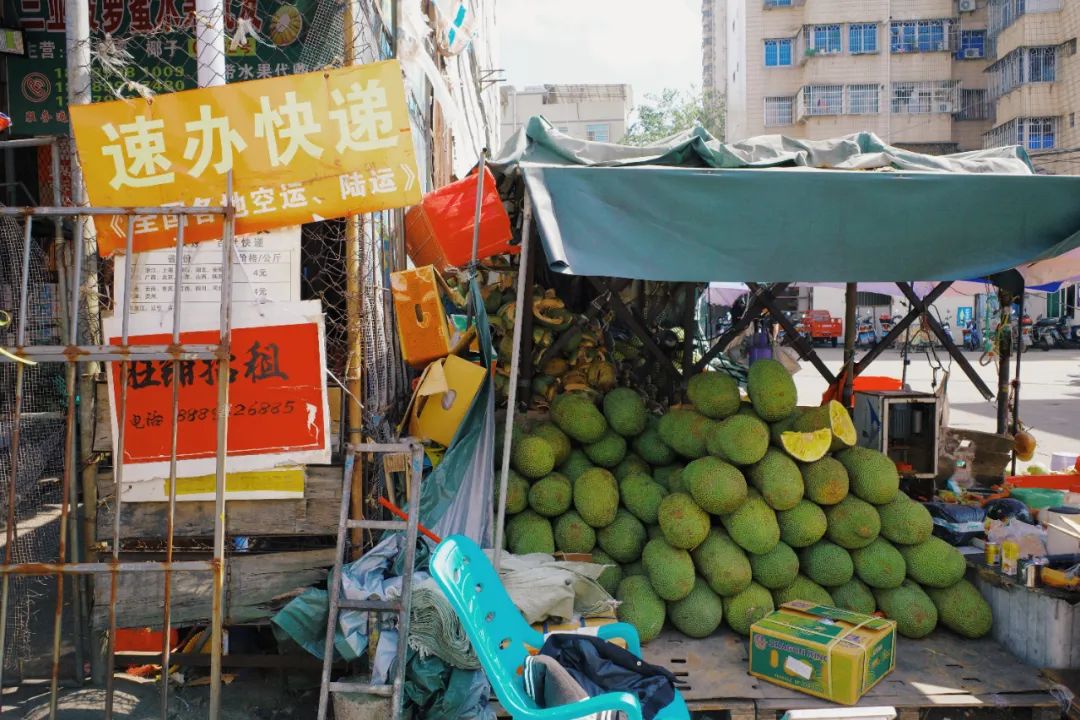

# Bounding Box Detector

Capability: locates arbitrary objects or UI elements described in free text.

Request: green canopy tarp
[492,118,1080,283]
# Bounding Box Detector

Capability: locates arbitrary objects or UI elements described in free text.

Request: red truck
[801,310,842,347]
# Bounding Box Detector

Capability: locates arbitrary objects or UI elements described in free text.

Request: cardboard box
[404,354,486,447]
[391,265,453,369]
[749,602,896,705]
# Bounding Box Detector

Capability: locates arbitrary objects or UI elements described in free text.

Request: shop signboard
[4,0,319,135]
[70,60,421,254]
[103,299,331,495]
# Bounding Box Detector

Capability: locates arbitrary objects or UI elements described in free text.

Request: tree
[620,88,725,146]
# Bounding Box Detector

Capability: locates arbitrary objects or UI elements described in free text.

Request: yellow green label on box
[749,602,896,705]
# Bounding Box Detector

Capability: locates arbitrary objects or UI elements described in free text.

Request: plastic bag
[987,518,1047,558]
[926,501,986,545]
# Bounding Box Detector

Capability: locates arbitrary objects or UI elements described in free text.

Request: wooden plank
[96,465,343,540]
[642,629,1052,705]
[91,548,334,630]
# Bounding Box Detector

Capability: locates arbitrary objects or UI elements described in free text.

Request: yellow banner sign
[70,60,421,256]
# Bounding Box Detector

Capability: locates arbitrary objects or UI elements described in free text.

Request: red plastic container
[404,167,515,270]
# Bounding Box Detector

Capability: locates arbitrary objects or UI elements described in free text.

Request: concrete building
[722,0,994,152]
[703,0,730,135]
[983,0,1080,175]
[500,84,633,143]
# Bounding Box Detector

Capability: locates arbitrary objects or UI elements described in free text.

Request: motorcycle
[964,319,982,351]
[1032,317,1066,351]
[1053,317,1080,349]
[856,314,877,348]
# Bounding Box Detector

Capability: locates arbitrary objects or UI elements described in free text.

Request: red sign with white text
[109,322,325,464]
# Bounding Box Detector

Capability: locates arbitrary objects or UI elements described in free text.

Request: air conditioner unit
[958,0,977,12]
[963,47,983,58]
[936,102,955,113]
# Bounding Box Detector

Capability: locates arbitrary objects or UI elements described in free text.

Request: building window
[958,30,986,59]
[989,0,1063,39]
[809,24,842,54]
[849,24,878,54]
[985,117,1058,150]
[890,20,948,53]
[1028,46,1057,81]
[764,38,794,66]
[803,85,843,116]
[891,81,958,114]
[988,46,1058,98]
[956,89,990,120]
[764,97,794,126]
[585,124,610,142]
[555,126,570,134]
[1024,117,1057,149]
[765,0,793,6]
[847,84,880,114]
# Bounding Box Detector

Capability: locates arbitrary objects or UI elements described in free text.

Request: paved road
[788,347,1080,470]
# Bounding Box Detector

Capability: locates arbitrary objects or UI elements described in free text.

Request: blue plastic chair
[430,535,690,720]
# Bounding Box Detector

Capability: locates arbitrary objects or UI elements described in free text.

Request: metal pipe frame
[0,204,233,719]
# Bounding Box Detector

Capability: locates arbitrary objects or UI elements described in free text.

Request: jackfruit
[706,414,770,466]
[800,541,854,588]
[496,470,530,515]
[738,403,764,421]
[528,473,573,517]
[614,454,651,481]
[721,489,781,555]
[512,435,556,479]
[658,408,714,459]
[793,400,857,452]
[747,359,797,422]
[554,511,597,554]
[926,580,992,638]
[898,536,966,588]
[666,468,686,493]
[723,582,775,636]
[532,422,572,466]
[573,468,620,528]
[877,494,933,546]
[779,428,833,463]
[592,548,622,596]
[658,492,711,550]
[874,580,938,638]
[597,509,647,563]
[768,410,805,446]
[633,427,676,466]
[800,457,849,506]
[851,538,907,589]
[642,537,696,601]
[651,463,684,490]
[684,457,748,515]
[825,496,881,549]
[748,448,804,511]
[836,446,900,505]
[692,529,753,597]
[687,371,741,420]
[550,393,609,444]
[560,449,594,482]
[831,578,877,615]
[619,474,668,525]
[749,541,800,590]
[616,576,666,644]
[506,510,555,555]
[584,429,628,468]
[668,577,724,638]
[622,561,645,578]
[603,387,648,437]
[777,501,828,548]
[772,575,834,607]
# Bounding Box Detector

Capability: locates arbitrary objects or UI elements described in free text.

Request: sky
[496,0,703,107]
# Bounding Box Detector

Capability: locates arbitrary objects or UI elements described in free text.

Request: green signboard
[4,0,319,135]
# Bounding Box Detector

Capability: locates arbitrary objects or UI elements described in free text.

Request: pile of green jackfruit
[498,359,992,644]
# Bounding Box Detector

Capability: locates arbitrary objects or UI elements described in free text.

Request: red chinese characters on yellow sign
[70,60,422,256]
